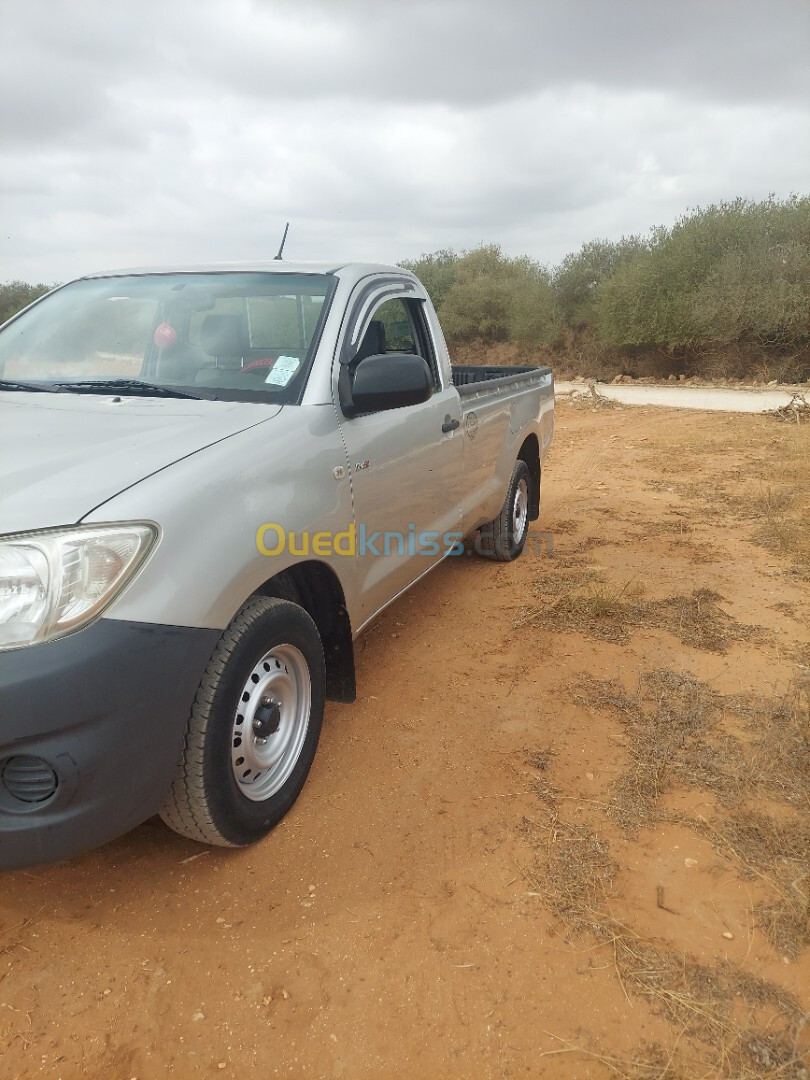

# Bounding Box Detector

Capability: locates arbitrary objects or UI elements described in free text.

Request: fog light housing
[1,755,58,803]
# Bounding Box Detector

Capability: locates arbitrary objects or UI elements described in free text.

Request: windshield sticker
[265,355,301,386]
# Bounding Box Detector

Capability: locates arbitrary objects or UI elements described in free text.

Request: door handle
[442,416,460,433]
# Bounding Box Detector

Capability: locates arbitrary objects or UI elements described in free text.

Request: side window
[372,298,417,354]
[360,296,440,389]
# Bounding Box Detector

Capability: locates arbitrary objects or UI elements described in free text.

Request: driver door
[336,285,463,623]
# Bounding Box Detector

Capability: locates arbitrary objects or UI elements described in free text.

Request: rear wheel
[477,459,532,562]
[160,596,325,847]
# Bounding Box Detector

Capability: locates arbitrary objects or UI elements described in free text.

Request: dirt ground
[2,402,809,1079]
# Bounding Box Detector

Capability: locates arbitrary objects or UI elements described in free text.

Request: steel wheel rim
[231,644,311,801]
[512,477,529,545]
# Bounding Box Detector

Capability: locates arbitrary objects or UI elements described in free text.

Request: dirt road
[3,402,809,1079]
[555,381,806,412]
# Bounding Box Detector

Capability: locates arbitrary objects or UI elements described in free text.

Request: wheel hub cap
[252,699,281,739]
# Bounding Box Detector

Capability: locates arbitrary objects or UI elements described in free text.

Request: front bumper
[0,618,220,870]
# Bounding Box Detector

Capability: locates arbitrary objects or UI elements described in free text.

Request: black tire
[160,596,325,847]
[477,459,532,562]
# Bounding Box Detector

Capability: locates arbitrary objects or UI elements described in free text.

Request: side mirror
[344,352,433,416]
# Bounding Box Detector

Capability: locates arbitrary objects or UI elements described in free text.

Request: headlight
[0,524,157,650]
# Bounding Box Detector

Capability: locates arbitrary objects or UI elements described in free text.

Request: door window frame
[339,277,443,391]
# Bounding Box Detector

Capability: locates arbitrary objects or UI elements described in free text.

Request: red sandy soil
[2,402,808,1079]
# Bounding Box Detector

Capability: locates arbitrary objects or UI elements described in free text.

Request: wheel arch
[517,433,541,520]
[254,561,356,703]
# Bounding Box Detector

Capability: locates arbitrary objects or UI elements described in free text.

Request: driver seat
[353,320,386,366]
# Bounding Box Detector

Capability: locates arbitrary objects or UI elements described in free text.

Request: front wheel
[160,596,325,847]
[477,459,532,562]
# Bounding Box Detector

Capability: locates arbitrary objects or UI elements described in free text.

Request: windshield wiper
[0,378,60,393]
[51,379,208,400]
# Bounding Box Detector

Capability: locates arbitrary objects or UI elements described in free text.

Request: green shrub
[553,236,647,331]
[403,245,560,347]
[0,281,53,325]
[596,196,810,352]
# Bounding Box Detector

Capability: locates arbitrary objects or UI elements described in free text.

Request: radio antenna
[273,222,290,261]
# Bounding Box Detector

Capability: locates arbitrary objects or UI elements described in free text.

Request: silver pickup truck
[0,261,554,868]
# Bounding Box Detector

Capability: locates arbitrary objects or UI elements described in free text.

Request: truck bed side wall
[457,371,554,536]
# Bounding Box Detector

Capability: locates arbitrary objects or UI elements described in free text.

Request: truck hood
[0,392,281,534]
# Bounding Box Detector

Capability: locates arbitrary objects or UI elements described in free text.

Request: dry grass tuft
[756,900,809,965]
[650,589,759,652]
[575,670,729,830]
[518,573,761,652]
[754,512,810,567]
[610,940,806,1078]
[632,515,695,539]
[523,778,807,1078]
[750,485,796,516]
[703,810,810,961]
[576,670,810,959]
[735,679,810,809]
[523,809,617,934]
[547,518,580,534]
[517,575,644,643]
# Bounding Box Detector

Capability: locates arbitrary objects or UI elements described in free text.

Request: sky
[1,0,809,283]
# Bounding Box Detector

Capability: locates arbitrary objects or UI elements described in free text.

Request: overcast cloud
[1,0,808,282]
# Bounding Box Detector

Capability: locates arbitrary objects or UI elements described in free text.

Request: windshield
[0,272,336,403]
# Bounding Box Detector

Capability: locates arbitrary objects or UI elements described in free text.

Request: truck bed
[451,364,552,392]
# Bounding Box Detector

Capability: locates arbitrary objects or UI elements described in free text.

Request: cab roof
[80,261,412,283]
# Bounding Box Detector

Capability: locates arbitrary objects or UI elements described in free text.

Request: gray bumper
[0,618,220,870]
